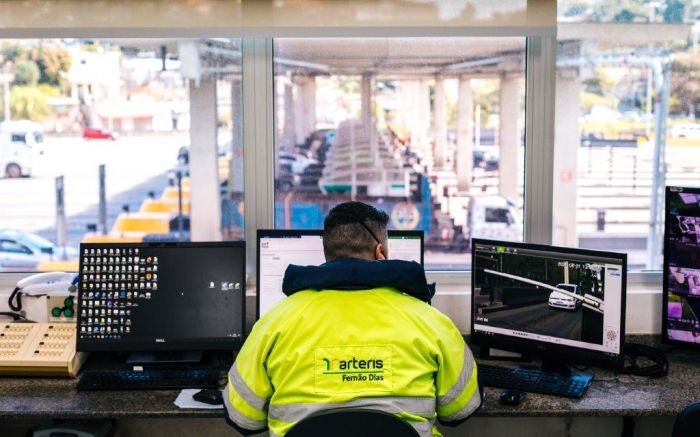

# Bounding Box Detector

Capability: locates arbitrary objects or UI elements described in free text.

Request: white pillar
[419,78,432,166]
[498,74,521,202]
[189,76,222,241]
[361,73,372,130]
[553,72,581,247]
[231,77,244,194]
[293,75,316,145]
[456,76,473,191]
[433,76,447,168]
[281,77,296,152]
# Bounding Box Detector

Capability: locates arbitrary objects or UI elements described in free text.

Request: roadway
[0,135,185,247]
[483,302,583,342]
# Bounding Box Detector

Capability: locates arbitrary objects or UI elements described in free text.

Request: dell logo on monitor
[155,338,165,343]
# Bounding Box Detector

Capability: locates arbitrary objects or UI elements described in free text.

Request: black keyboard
[77,368,224,391]
[478,364,593,398]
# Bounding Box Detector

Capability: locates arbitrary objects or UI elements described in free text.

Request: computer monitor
[471,239,627,369]
[257,230,424,318]
[663,186,700,347]
[76,242,246,353]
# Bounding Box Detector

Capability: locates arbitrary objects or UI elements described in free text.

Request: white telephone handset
[10,272,76,312]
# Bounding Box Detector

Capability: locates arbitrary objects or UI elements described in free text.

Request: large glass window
[273,38,527,269]
[555,1,700,270]
[0,39,243,272]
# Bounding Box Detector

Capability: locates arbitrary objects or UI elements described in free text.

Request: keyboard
[77,368,224,391]
[478,364,593,398]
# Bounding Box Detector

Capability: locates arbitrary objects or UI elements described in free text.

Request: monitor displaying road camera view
[663,186,700,347]
[471,239,626,367]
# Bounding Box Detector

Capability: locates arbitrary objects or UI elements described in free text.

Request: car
[83,127,117,140]
[0,229,79,271]
[279,152,319,174]
[548,283,581,310]
[1,119,43,178]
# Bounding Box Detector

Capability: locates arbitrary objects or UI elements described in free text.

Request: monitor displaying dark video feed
[663,186,700,347]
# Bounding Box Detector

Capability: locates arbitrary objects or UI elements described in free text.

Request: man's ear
[375,244,386,260]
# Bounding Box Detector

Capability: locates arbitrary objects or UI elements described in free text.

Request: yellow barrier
[81,233,145,244]
[112,213,171,234]
[139,198,191,215]
[161,186,191,200]
[37,259,80,272]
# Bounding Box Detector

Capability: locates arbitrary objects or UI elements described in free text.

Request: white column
[361,73,372,130]
[499,74,521,202]
[281,77,296,152]
[231,77,244,194]
[419,78,432,166]
[433,76,447,168]
[553,72,581,247]
[293,75,316,145]
[456,76,473,191]
[189,75,222,241]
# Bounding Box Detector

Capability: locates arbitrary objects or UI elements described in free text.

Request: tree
[31,45,71,89]
[10,86,50,120]
[670,54,700,119]
[663,0,686,23]
[12,60,40,86]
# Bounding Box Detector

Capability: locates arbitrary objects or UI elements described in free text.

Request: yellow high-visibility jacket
[224,285,481,436]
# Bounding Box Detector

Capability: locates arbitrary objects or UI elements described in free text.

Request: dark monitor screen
[471,239,626,368]
[76,242,245,352]
[256,230,424,318]
[663,186,700,347]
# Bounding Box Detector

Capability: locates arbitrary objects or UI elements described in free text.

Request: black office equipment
[76,242,246,356]
[499,389,527,406]
[286,408,420,437]
[75,242,244,390]
[663,186,700,349]
[76,368,222,390]
[480,364,592,399]
[193,388,224,405]
[471,239,627,372]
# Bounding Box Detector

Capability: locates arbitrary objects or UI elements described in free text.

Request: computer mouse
[499,389,527,406]
[193,389,223,405]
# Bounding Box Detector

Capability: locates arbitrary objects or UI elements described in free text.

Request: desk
[0,337,698,432]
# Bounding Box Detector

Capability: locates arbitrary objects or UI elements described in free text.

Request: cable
[8,287,22,312]
[622,343,669,378]
[0,311,34,322]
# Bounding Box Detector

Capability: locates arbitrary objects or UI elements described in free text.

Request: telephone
[0,323,87,377]
[2,272,78,323]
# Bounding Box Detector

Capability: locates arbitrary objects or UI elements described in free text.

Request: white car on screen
[548,284,581,310]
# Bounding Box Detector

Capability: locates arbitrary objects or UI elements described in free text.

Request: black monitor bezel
[256,229,424,320]
[470,238,627,369]
[76,241,246,352]
[662,185,700,349]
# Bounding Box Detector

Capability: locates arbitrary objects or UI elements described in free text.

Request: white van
[466,196,523,243]
[0,120,43,178]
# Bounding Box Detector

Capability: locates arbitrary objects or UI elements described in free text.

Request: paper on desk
[174,389,224,409]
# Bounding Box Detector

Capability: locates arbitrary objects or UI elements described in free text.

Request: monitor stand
[540,355,572,376]
[126,351,203,365]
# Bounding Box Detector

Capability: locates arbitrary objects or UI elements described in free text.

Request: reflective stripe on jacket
[224,287,480,436]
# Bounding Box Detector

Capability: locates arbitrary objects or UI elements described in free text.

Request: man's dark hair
[323,201,390,261]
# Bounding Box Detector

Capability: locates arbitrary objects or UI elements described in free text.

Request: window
[0,38,242,273]
[0,240,32,255]
[273,37,527,269]
[554,1,700,270]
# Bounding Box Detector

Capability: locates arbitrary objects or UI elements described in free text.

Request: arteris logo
[315,346,392,391]
[322,357,384,373]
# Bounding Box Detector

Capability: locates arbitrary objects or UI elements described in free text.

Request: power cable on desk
[0,311,34,322]
[621,343,669,378]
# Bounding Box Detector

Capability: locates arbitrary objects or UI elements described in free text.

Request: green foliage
[664,0,687,23]
[670,53,700,117]
[12,60,40,86]
[9,86,50,120]
[31,45,72,89]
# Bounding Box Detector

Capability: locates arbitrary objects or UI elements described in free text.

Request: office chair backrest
[285,408,421,437]
[673,401,700,437]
